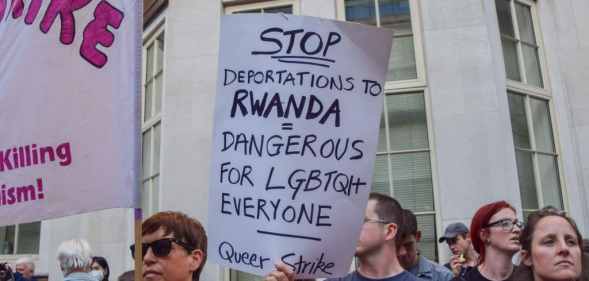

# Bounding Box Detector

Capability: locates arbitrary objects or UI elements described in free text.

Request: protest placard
[0,0,140,226]
[207,14,393,278]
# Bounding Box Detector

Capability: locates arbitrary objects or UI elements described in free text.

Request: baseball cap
[438,222,469,243]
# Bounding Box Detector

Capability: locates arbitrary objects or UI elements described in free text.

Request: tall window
[496,0,544,88]
[496,0,564,215]
[142,27,165,218]
[508,93,562,218]
[0,222,41,255]
[343,0,437,260]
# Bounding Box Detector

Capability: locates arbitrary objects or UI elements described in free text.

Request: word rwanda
[0,0,125,68]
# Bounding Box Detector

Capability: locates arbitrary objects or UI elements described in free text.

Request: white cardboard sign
[0,0,140,226]
[207,14,392,278]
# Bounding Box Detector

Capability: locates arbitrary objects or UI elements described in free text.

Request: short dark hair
[143,211,208,281]
[368,192,403,225]
[91,256,110,281]
[400,209,418,238]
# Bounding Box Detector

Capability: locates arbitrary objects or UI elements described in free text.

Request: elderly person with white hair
[15,257,36,281]
[57,239,100,281]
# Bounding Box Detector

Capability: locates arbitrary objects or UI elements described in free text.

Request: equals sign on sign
[281,123,293,130]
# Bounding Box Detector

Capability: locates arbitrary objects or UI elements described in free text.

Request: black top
[449,266,514,281]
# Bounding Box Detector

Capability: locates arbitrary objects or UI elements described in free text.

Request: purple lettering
[80,0,124,68]
[24,0,41,25]
[11,0,23,19]
[0,0,6,23]
[40,0,92,44]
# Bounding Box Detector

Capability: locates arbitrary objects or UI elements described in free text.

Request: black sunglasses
[129,238,194,259]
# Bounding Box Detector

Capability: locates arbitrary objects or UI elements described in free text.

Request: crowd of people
[1,193,586,281]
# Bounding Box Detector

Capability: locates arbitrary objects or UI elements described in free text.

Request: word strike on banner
[0,0,125,68]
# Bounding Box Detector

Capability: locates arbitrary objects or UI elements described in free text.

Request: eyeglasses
[363,218,393,224]
[129,238,194,259]
[485,218,523,231]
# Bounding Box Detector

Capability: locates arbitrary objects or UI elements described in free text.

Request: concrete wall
[158,1,221,280]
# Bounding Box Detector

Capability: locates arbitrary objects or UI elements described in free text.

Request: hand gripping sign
[0,0,140,225]
[208,14,393,278]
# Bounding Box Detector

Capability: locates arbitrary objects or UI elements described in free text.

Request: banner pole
[134,208,143,281]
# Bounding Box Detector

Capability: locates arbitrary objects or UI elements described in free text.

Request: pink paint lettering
[0,178,45,206]
[40,0,92,44]
[80,0,123,68]
[11,0,23,19]
[24,0,41,25]
[0,0,6,23]
[0,142,72,173]
[0,0,125,68]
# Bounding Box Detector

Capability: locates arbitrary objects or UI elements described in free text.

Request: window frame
[509,91,569,214]
[336,0,427,90]
[141,12,166,218]
[498,0,568,213]
[0,222,41,257]
[224,0,299,14]
[499,0,550,95]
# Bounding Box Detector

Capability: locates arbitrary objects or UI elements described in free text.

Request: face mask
[90,270,104,281]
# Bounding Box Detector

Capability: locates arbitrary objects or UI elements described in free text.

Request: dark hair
[520,207,583,259]
[91,256,110,281]
[143,211,208,281]
[583,239,589,254]
[368,192,403,226]
[470,200,515,263]
[400,209,418,238]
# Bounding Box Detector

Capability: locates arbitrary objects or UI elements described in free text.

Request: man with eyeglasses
[437,222,478,277]
[265,192,423,281]
[130,211,207,281]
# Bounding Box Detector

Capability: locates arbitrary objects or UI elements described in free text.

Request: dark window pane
[508,93,531,149]
[515,150,538,210]
[386,93,428,151]
[417,214,437,261]
[538,155,563,209]
[496,0,515,37]
[502,38,521,81]
[390,152,434,212]
[379,0,412,34]
[388,35,417,81]
[16,222,40,254]
[522,44,543,88]
[0,225,15,254]
[372,155,391,194]
[234,9,262,14]
[515,3,536,44]
[529,97,554,153]
[264,5,292,14]
[345,0,377,26]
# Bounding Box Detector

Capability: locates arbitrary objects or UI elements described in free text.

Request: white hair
[56,239,93,276]
[15,257,35,271]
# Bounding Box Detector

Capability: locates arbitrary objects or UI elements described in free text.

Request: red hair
[469,201,515,263]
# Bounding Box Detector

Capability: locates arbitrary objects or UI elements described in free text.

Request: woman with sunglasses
[511,207,583,281]
[451,201,522,281]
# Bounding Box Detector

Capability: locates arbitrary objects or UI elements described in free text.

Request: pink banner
[0,0,140,225]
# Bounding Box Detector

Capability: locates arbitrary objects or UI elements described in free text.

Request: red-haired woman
[451,201,522,281]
